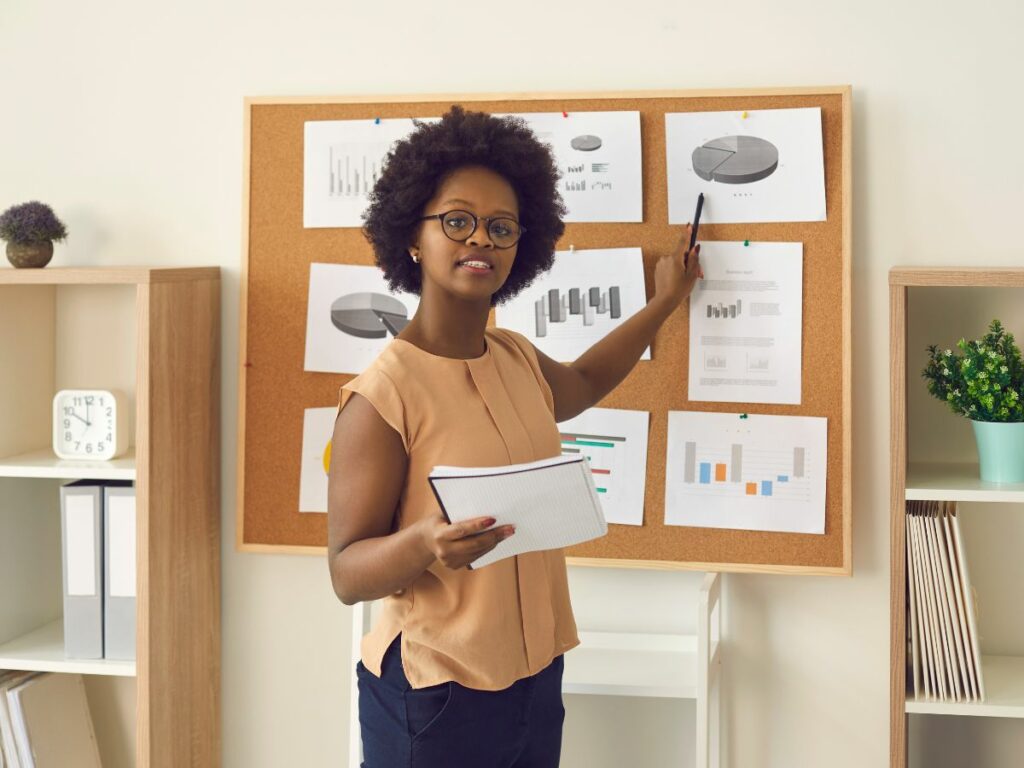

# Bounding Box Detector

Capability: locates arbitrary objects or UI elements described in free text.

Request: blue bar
[777,475,789,483]
[699,463,711,484]
[761,480,773,496]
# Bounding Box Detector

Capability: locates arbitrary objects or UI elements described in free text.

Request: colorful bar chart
[556,407,650,527]
[665,411,827,534]
[560,431,626,495]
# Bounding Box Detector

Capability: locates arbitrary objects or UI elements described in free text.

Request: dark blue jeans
[357,636,565,767]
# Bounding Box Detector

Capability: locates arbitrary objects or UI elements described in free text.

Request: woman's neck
[398,292,491,359]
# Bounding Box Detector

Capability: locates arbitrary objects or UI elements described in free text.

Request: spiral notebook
[428,454,608,569]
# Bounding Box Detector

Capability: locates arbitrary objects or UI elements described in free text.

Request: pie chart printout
[330,292,410,339]
[692,135,779,184]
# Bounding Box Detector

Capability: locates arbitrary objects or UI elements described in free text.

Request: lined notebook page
[429,455,608,569]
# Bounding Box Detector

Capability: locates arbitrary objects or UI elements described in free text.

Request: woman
[328,106,702,767]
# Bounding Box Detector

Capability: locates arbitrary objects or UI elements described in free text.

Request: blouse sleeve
[338,369,409,452]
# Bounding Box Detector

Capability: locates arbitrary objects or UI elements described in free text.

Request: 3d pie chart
[692,135,779,184]
[330,292,410,339]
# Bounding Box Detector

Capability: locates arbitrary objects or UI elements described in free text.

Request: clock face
[54,390,118,459]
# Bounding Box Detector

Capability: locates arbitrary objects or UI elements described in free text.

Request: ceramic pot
[6,240,54,268]
[971,420,1024,483]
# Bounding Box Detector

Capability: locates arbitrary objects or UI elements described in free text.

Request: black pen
[686,192,704,267]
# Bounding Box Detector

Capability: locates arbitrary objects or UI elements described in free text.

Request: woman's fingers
[441,515,496,541]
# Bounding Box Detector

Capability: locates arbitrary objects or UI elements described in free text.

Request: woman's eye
[445,216,469,230]
[491,222,513,237]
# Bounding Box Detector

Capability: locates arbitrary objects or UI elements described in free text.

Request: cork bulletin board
[237,87,852,575]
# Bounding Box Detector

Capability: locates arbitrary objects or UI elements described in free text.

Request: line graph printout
[665,411,827,534]
[557,407,650,526]
[304,263,420,374]
[665,107,825,224]
[495,111,642,222]
[688,241,803,405]
[496,247,648,362]
[304,118,438,228]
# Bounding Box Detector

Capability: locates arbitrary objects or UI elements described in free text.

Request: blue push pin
[374,117,381,125]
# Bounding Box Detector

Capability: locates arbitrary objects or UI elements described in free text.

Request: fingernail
[484,517,496,527]
[503,526,516,537]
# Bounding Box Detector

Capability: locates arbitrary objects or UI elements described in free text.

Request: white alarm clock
[52,389,129,460]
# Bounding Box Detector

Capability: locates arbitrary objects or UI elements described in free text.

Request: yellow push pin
[741,111,748,119]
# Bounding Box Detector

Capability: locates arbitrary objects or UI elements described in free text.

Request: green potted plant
[0,201,68,268]
[923,319,1024,483]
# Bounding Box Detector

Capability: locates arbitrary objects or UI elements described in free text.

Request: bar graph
[535,286,621,337]
[556,406,649,527]
[683,439,808,499]
[560,431,626,495]
[328,144,389,198]
[705,298,742,319]
[665,411,827,534]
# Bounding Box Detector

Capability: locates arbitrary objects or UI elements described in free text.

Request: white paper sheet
[688,241,803,405]
[664,411,826,534]
[299,407,336,514]
[556,407,650,526]
[496,247,648,363]
[304,263,420,374]
[303,118,438,228]
[495,111,643,222]
[665,107,826,224]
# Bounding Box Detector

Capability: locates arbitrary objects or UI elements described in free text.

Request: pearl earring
[411,254,421,264]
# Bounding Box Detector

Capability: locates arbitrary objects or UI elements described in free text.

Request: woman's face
[410,165,520,305]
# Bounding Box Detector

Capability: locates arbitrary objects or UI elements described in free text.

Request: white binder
[60,482,105,660]
[104,485,137,660]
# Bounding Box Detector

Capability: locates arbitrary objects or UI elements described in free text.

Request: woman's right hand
[417,514,515,570]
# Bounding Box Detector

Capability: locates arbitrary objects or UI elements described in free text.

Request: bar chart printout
[557,407,650,526]
[664,411,827,534]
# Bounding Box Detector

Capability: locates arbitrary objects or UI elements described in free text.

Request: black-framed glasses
[420,209,525,249]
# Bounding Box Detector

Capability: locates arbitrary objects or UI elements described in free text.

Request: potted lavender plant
[0,201,68,268]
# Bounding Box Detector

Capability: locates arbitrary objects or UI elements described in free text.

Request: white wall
[2,1,1023,765]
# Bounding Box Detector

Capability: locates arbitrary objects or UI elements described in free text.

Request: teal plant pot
[971,420,1024,483]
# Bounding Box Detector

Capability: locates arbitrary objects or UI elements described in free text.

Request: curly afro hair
[362,106,566,305]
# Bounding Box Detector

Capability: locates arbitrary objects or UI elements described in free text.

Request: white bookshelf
[0,619,135,677]
[348,572,722,768]
[563,631,698,698]
[0,447,136,481]
[906,655,1024,718]
[0,268,220,768]
[890,268,1024,767]
[906,463,1024,503]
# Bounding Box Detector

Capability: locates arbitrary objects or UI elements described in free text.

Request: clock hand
[70,411,90,426]
[86,401,91,426]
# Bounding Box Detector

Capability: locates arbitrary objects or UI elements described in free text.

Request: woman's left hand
[652,224,704,312]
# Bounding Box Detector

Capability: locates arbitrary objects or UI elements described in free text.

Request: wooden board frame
[237,87,852,576]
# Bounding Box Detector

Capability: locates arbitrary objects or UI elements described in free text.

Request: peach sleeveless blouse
[338,327,579,691]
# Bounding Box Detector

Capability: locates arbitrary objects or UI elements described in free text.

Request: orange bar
[715,463,727,482]
[746,482,757,495]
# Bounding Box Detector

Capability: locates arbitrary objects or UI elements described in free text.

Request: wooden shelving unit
[0,267,221,767]
[890,267,1024,767]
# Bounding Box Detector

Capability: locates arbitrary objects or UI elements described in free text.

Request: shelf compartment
[906,462,1024,503]
[0,619,135,677]
[906,655,1024,717]
[563,630,697,699]
[0,447,136,480]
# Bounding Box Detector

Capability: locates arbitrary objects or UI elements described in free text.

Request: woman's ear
[408,246,421,264]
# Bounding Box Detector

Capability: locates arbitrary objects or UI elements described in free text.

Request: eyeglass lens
[441,210,521,247]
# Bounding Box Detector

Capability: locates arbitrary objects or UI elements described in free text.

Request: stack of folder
[905,499,985,702]
[0,671,102,767]
[60,482,137,661]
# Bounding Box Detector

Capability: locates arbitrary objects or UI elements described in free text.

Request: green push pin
[739,413,748,419]
[743,240,750,247]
